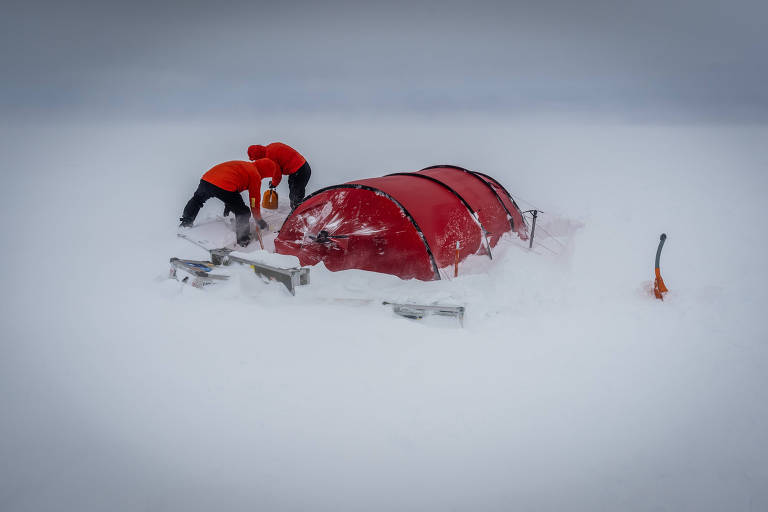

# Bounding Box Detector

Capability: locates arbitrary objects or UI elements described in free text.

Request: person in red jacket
[247,142,311,209]
[179,159,277,246]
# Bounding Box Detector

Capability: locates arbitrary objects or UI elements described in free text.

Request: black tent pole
[528,210,538,249]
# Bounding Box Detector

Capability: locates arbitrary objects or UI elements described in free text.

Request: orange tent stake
[454,241,460,278]
[653,233,668,300]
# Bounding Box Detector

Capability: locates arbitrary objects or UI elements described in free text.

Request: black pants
[288,162,312,209]
[181,179,251,242]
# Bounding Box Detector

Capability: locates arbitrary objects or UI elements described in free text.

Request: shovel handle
[654,233,668,298]
[256,226,264,250]
[655,233,667,269]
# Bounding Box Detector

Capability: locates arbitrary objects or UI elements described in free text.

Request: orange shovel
[262,188,278,210]
[653,233,668,300]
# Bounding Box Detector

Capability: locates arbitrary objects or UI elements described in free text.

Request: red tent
[274,165,529,280]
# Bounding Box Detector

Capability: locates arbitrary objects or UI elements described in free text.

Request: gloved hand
[268,181,275,189]
[256,218,268,230]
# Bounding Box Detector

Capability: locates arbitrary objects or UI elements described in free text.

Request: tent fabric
[274,165,529,280]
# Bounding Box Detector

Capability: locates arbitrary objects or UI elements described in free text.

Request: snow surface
[1,115,768,511]
[228,248,302,270]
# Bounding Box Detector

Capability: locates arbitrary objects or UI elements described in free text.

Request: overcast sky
[2,0,767,120]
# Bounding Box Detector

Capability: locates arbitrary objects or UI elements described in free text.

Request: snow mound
[229,249,301,268]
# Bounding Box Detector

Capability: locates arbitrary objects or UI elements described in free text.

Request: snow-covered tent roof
[275,165,528,280]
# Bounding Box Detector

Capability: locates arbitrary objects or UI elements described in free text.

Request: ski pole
[255,226,264,250]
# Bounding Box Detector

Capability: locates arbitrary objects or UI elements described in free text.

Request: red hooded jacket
[247,142,306,187]
[202,159,277,218]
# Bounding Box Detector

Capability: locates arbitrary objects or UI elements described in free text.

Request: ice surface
[2,115,768,511]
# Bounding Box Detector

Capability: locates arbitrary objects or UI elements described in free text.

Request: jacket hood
[247,145,266,161]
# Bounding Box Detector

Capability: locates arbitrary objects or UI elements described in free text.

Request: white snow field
[1,115,767,511]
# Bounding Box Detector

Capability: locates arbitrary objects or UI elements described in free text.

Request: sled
[175,219,310,295]
[383,302,466,327]
[210,248,310,296]
[169,257,230,288]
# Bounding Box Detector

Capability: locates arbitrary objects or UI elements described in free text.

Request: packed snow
[1,115,767,511]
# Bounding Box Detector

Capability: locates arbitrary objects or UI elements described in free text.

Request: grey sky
[2,0,767,120]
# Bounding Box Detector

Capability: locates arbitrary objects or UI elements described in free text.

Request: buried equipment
[169,257,230,288]
[384,302,466,326]
[174,232,310,295]
[173,228,466,322]
[210,248,309,295]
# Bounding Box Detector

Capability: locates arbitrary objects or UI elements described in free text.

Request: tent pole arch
[279,183,441,280]
[467,169,528,227]
[386,172,493,259]
[420,164,520,232]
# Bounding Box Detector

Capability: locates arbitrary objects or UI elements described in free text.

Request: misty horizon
[2,0,767,121]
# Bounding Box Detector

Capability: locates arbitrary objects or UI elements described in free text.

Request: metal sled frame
[174,236,464,322]
[169,257,231,288]
[210,249,310,296]
[383,302,465,326]
[175,233,310,295]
